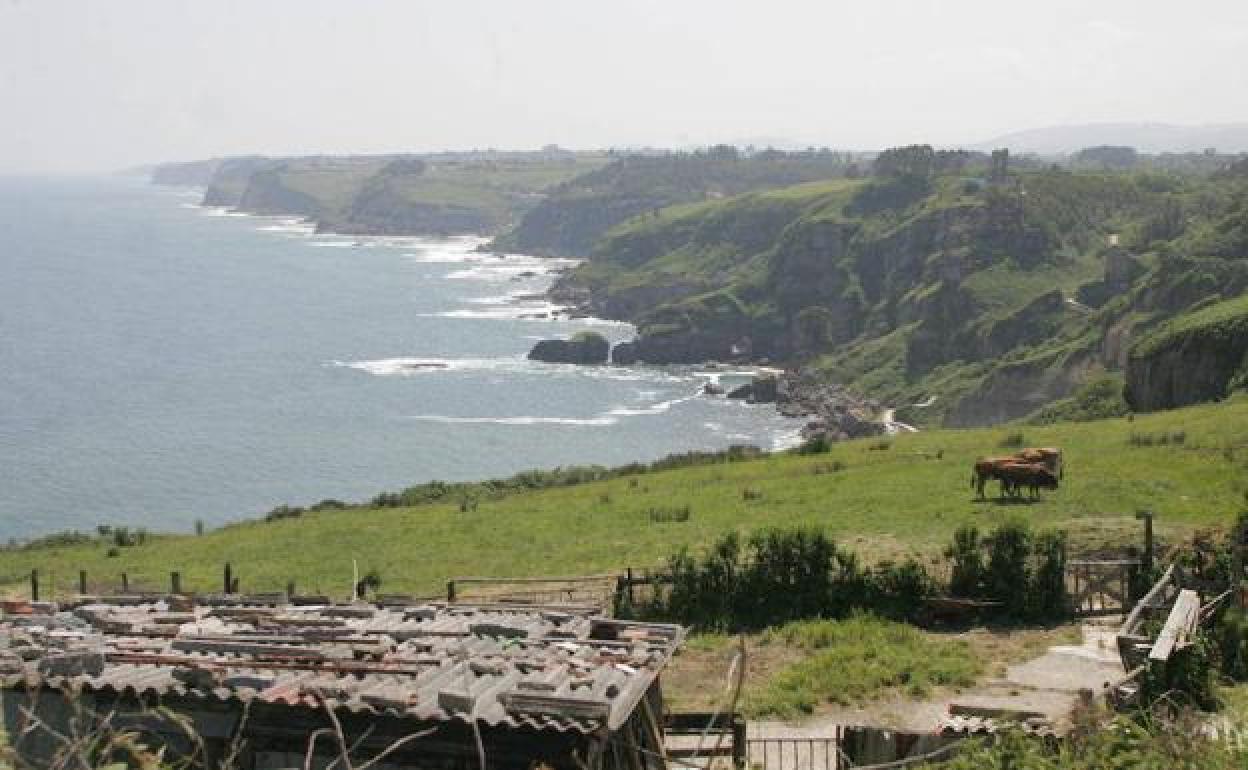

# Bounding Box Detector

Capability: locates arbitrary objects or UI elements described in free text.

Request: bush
[998,431,1026,448]
[1215,608,1248,681]
[811,460,847,474]
[946,525,984,599]
[646,505,690,523]
[945,521,1070,623]
[264,505,305,522]
[644,527,934,630]
[986,521,1033,617]
[796,435,832,454]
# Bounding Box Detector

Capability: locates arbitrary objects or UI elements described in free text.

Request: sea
[0,175,802,541]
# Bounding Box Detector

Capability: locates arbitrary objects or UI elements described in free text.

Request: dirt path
[749,619,1124,741]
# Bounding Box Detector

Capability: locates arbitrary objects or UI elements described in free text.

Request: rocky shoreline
[735,370,887,442]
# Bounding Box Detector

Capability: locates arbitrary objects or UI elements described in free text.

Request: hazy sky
[2,0,1246,173]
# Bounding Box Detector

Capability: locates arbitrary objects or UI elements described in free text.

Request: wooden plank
[1120,564,1175,637]
[1150,589,1200,663]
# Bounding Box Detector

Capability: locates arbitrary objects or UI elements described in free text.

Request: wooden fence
[1068,559,1139,616]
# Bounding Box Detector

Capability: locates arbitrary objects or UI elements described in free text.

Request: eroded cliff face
[202,157,269,207]
[1125,301,1248,411]
[237,167,324,219]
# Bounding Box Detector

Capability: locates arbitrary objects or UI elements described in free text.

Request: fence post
[732,713,747,769]
[79,570,88,595]
[627,567,636,606]
[286,580,295,598]
[1136,510,1154,576]
[30,570,39,602]
[121,572,129,593]
[447,580,456,603]
[171,571,181,594]
[224,563,233,594]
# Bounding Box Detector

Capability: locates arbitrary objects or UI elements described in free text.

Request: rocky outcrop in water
[527,332,611,364]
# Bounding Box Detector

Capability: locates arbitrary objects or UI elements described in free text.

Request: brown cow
[996,462,1059,499]
[970,457,1017,499]
[1014,447,1063,479]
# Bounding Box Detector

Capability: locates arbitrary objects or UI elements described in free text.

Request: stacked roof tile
[0,595,684,735]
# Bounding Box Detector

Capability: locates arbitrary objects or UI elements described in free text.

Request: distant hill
[153,151,609,236]
[971,122,1248,155]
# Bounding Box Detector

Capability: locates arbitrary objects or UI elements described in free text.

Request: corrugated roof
[0,597,684,735]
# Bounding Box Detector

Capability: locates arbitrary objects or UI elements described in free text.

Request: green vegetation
[492,146,863,256]
[749,613,981,717]
[535,146,1248,425]
[2,399,1246,598]
[186,151,610,236]
[926,719,1247,769]
[1130,292,1248,359]
[1027,376,1131,424]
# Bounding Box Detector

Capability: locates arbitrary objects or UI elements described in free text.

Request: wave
[405,414,619,427]
[606,395,695,416]
[256,218,316,235]
[331,356,527,377]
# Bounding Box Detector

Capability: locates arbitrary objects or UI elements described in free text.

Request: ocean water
[0,175,801,540]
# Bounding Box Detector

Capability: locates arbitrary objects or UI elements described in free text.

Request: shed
[0,596,685,769]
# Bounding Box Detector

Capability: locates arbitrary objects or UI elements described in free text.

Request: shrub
[647,505,690,523]
[741,487,763,501]
[998,431,1026,448]
[942,521,1070,623]
[1215,609,1248,681]
[868,439,892,451]
[812,460,847,475]
[1030,530,1070,620]
[643,527,934,630]
[985,521,1033,617]
[309,499,348,512]
[946,525,984,599]
[264,505,305,522]
[796,435,832,454]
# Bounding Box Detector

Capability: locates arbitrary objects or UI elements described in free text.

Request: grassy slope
[2,399,1246,598]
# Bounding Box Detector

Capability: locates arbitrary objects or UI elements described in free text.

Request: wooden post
[121,572,129,593]
[79,570,88,595]
[1136,510,1155,576]
[286,580,295,598]
[29,570,39,602]
[627,567,636,607]
[447,580,456,603]
[731,713,747,769]
[224,563,233,594]
[171,571,181,594]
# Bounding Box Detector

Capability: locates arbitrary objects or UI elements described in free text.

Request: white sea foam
[331,356,527,377]
[257,218,316,235]
[606,395,695,416]
[771,426,806,451]
[405,414,618,427]
[200,207,251,218]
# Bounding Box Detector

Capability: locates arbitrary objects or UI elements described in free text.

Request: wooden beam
[1150,589,1200,663]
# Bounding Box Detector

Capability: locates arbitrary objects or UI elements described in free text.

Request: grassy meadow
[2,398,1246,599]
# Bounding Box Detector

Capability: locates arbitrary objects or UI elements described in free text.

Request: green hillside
[491,147,867,256]
[167,151,610,236]
[549,147,1248,427]
[3,398,1244,599]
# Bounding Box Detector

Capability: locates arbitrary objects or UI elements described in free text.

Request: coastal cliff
[157,151,608,236]
[538,147,1248,427]
[1125,295,1248,410]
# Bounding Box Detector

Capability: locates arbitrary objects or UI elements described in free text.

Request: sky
[1,0,1246,173]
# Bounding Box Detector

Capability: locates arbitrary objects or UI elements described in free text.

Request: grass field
[2,398,1246,599]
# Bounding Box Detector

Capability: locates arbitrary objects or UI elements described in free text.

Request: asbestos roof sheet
[0,597,684,735]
